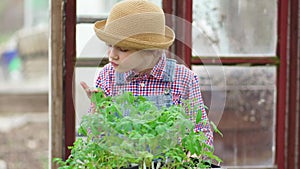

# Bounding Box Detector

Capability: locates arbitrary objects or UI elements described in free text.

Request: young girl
[80,0,213,146]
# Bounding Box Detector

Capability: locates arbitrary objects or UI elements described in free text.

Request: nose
[108,46,119,60]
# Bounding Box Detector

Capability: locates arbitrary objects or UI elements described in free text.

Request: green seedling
[54,89,222,168]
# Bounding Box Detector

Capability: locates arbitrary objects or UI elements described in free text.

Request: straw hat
[94,0,175,50]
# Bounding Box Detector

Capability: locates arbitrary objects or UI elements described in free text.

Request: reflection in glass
[76,24,107,58]
[76,1,162,58]
[192,0,277,56]
[77,0,121,16]
[192,66,276,166]
[77,0,162,16]
[75,67,102,130]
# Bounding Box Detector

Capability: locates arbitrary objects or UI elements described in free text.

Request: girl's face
[107,44,158,73]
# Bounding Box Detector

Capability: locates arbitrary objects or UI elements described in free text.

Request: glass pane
[77,0,162,16]
[76,24,107,58]
[192,0,277,56]
[77,0,121,16]
[192,66,276,167]
[75,67,102,130]
[76,0,162,58]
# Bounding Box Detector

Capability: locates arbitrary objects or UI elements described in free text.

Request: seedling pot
[121,165,139,169]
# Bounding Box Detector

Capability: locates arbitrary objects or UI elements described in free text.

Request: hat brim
[94,20,175,50]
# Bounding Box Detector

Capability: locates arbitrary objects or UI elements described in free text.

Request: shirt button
[164,88,170,95]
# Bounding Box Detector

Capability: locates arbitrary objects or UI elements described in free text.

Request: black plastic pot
[119,160,163,169]
[190,158,220,168]
[121,165,139,169]
[120,160,221,169]
[122,164,220,169]
[203,161,221,168]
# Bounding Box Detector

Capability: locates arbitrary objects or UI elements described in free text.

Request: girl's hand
[80,81,99,114]
[80,81,98,99]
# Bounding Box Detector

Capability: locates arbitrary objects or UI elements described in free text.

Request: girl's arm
[189,74,214,147]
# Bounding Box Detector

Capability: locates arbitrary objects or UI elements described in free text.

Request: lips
[110,62,119,67]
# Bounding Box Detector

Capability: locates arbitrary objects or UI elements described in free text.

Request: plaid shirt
[95,54,213,146]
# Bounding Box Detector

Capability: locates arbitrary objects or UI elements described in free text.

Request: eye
[118,47,129,52]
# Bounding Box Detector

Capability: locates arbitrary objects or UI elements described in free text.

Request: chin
[114,68,129,73]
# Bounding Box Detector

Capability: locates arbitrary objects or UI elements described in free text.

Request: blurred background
[0,0,49,169]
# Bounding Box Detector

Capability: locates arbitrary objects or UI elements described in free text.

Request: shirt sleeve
[188,73,214,147]
[95,64,112,96]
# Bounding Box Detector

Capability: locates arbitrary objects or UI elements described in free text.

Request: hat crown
[107,0,164,23]
[94,0,175,49]
[105,0,165,37]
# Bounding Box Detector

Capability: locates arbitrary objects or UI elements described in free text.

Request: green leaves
[196,108,203,124]
[54,89,223,168]
[211,121,223,137]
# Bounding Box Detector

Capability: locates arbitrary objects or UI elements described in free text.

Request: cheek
[119,52,139,62]
[115,54,141,72]
[119,53,130,60]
